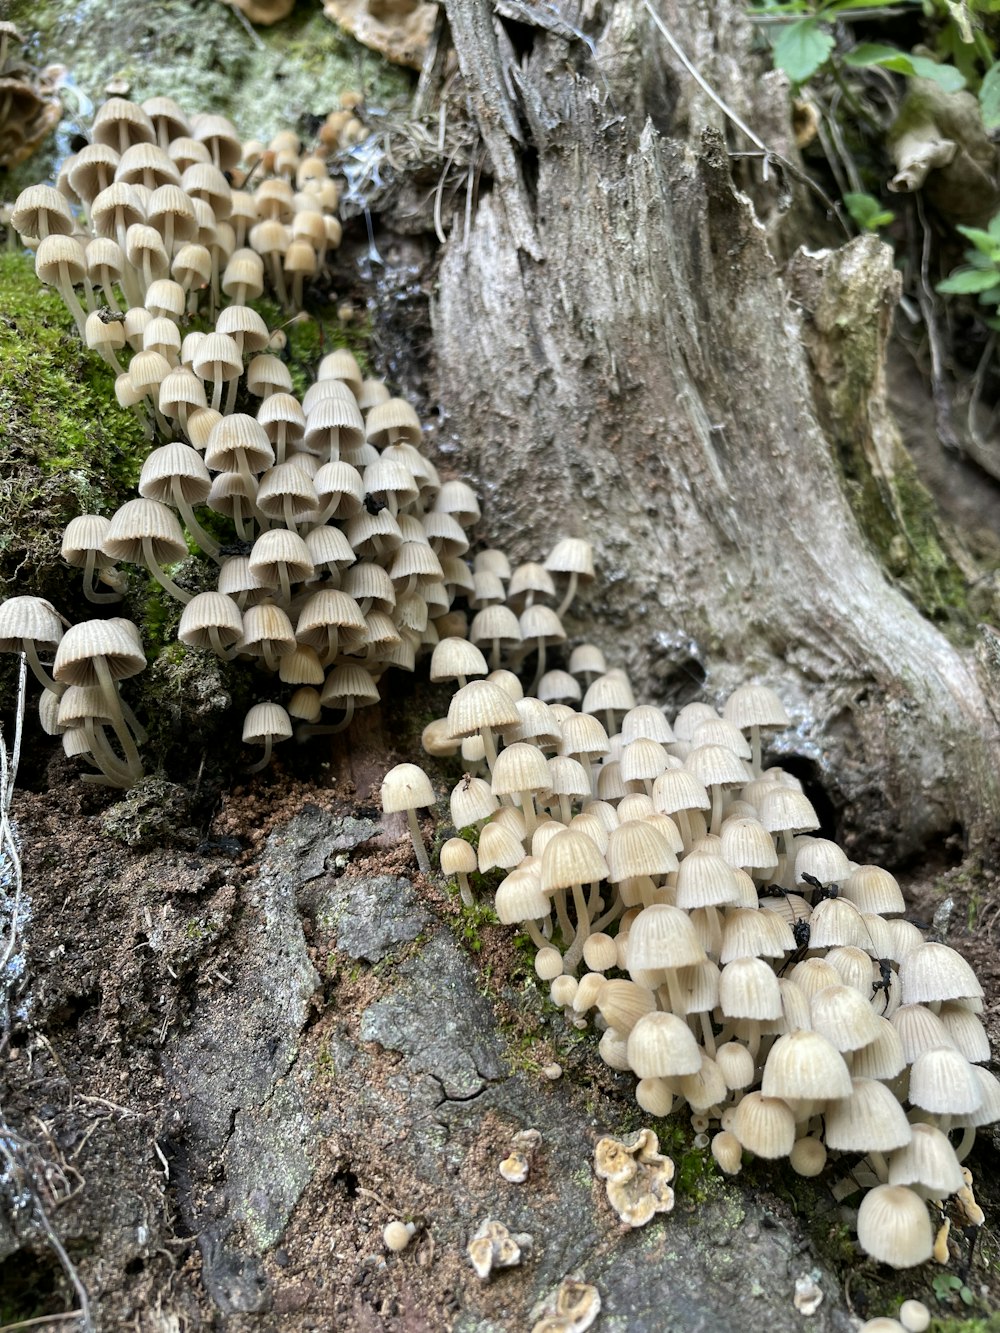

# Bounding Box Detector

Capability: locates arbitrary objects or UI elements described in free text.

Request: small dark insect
[364,493,387,516]
[778,918,811,976]
[460,772,474,791]
[801,871,840,901]
[96,306,123,325]
[871,957,894,1013]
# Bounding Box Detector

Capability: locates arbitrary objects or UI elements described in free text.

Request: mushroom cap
[824,1077,912,1153]
[491,741,552,797]
[540,827,608,892]
[760,1029,853,1101]
[0,595,64,650]
[53,618,146,686]
[178,591,244,650]
[675,850,741,909]
[856,1185,933,1268]
[450,775,498,829]
[841,864,906,915]
[380,762,435,813]
[888,1123,965,1197]
[719,956,783,1021]
[242,701,293,745]
[12,183,75,238]
[810,983,883,1051]
[626,1011,702,1079]
[240,602,296,656]
[758,785,819,833]
[908,1045,982,1115]
[447,679,520,739]
[544,537,594,577]
[899,942,984,1005]
[626,903,706,973]
[103,498,188,566]
[35,233,87,287]
[606,820,677,881]
[722,683,790,731]
[731,1092,795,1159]
[320,665,380,707]
[652,768,711,814]
[139,443,212,506]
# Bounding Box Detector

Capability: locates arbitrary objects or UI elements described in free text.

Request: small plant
[843,191,896,231]
[931,1271,975,1306]
[936,212,1000,323]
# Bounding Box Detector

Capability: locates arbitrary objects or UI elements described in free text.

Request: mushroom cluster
[1,94,475,785]
[412,646,998,1267]
[0,22,63,170]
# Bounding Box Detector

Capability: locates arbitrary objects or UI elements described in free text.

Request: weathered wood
[432,0,1000,860]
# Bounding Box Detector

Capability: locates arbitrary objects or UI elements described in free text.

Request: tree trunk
[431,0,1000,864]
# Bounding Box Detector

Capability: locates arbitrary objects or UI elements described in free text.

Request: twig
[0,1313,85,1332]
[914,191,961,453]
[0,653,26,975]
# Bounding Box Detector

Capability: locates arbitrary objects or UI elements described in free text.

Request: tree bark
[431,0,1000,863]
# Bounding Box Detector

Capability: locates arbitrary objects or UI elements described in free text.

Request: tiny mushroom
[440,836,477,906]
[381,762,436,875]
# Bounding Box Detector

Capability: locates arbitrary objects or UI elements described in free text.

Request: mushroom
[102,498,193,604]
[0,595,66,692]
[242,702,293,773]
[440,836,477,906]
[380,762,435,875]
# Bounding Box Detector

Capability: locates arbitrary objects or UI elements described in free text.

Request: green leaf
[956,224,1000,257]
[980,62,1000,129]
[843,192,896,229]
[845,43,966,91]
[771,18,835,83]
[937,266,1000,293]
[978,284,1000,305]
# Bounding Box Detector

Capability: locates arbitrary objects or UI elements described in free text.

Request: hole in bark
[769,754,838,841]
[333,1166,359,1199]
[498,14,536,61]
[125,1257,144,1275]
[0,1248,63,1322]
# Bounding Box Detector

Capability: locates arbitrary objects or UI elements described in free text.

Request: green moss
[928,1319,1000,1333]
[0,250,147,609]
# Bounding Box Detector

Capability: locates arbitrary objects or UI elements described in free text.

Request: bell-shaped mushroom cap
[54,618,146,688]
[449,776,498,831]
[103,498,188,567]
[679,1053,728,1111]
[494,863,549,924]
[240,602,296,656]
[626,903,706,973]
[491,741,552,798]
[606,820,677,882]
[825,1078,912,1153]
[908,1045,982,1116]
[888,1123,965,1197]
[582,671,635,717]
[365,396,421,447]
[139,442,212,505]
[720,908,795,964]
[715,1041,756,1091]
[722,684,790,731]
[761,1029,853,1101]
[840,864,906,915]
[541,828,608,891]
[287,686,323,724]
[826,945,882,995]
[544,537,594,578]
[719,957,783,1021]
[810,984,883,1051]
[626,1011,701,1079]
[937,1001,992,1063]
[205,413,275,474]
[0,595,64,650]
[178,591,244,650]
[320,664,380,708]
[447,679,520,739]
[731,1092,796,1159]
[248,528,314,587]
[758,785,820,833]
[477,821,525,872]
[899,942,984,1005]
[559,711,609,761]
[12,183,75,239]
[595,979,655,1036]
[806,897,869,950]
[93,97,156,150]
[242,701,293,744]
[850,1016,906,1080]
[965,1065,1000,1127]
[652,768,711,814]
[856,1185,933,1268]
[381,762,435,814]
[684,746,749,795]
[675,850,742,909]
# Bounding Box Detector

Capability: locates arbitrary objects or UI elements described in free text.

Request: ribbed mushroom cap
[477,821,526,873]
[559,711,609,761]
[0,595,64,650]
[672,959,719,1016]
[758,785,819,833]
[792,837,852,886]
[542,754,591,801]
[691,717,752,759]
[194,113,243,173]
[606,820,677,881]
[719,957,783,1021]
[723,684,790,731]
[183,161,232,217]
[381,762,435,813]
[12,184,75,239]
[194,333,244,390]
[582,671,635,716]
[627,903,706,973]
[217,554,266,599]
[652,769,711,814]
[242,701,293,744]
[365,397,421,447]
[899,942,984,1005]
[69,145,121,205]
[519,603,565,645]
[888,1123,965,1197]
[841,865,906,915]
[103,499,188,566]
[806,897,869,949]
[544,537,594,577]
[715,1041,756,1091]
[491,741,552,798]
[505,696,562,748]
[450,775,499,828]
[888,1004,955,1062]
[540,828,608,892]
[447,679,520,739]
[719,817,778,872]
[595,979,655,1036]
[619,737,667,786]
[178,592,244,650]
[142,95,190,142]
[810,984,882,1052]
[494,862,549,924]
[679,1053,728,1110]
[54,619,145,686]
[303,524,354,574]
[908,1045,982,1115]
[139,443,212,505]
[620,704,674,746]
[732,1093,796,1159]
[856,1185,933,1268]
[35,234,86,287]
[885,919,926,962]
[626,1011,701,1079]
[675,850,742,909]
[303,394,365,455]
[255,463,318,523]
[720,908,796,963]
[850,1016,906,1080]
[159,367,208,417]
[938,1001,992,1063]
[278,644,324,686]
[825,1078,912,1153]
[320,665,380,707]
[248,529,314,587]
[342,563,396,612]
[57,684,118,727]
[240,602,296,657]
[825,945,880,995]
[964,1065,1000,1126]
[223,249,266,301]
[93,97,156,151]
[257,392,306,443]
[761,1029,853,1100]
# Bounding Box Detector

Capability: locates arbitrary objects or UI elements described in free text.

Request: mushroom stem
[405,807,431,876]
[478,724,498,772]
[142,535,192,604]
[456,871,475,907]
[710,782,725,837]
[92,655,144,784]
[524,920,549,952]
[556,571,578,619]
[247,734,273,773]
[699,1009,717,1058]
[866,1151,889,1184]
[663,969,686,1019]
[531,639,547,693]
[955,1126,977,1162]
[562,881,592,973]
[56,263,89,339]
[83,718,133,786]
[749,724,762,777]
[23,639,61,694]
[170,479,221,559]
[550,888,574,949]
[591,893,624,935]
[518,789,538,840]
